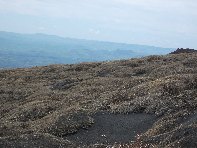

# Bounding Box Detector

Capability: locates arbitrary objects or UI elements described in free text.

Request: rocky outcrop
[170,48,197,54]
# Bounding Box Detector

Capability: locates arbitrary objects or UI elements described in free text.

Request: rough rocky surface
[170,48,197,54]
[0,52,197,147]
[0,133,74,148]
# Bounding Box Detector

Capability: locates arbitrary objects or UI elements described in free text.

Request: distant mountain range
[0,31,174,68]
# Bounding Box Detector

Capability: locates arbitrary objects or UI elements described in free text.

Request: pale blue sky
[0,0,197,48]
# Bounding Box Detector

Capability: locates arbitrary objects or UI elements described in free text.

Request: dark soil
[65,112,157,146]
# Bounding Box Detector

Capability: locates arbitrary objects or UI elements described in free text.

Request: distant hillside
[0,31,174,68]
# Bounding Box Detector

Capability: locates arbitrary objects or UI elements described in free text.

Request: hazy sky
[0,0,197,48]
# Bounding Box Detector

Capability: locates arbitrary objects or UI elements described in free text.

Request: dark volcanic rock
[170,48,197,54]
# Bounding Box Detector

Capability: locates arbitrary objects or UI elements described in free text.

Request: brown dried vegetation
[0,52,197,147]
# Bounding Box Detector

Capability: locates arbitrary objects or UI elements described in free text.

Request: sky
[0,0,197,48]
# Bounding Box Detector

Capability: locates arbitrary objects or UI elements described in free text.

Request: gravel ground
[65,112,157,146]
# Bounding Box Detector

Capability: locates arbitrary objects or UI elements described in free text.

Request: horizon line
[0,30,175,49]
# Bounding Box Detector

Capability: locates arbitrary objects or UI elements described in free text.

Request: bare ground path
[65,112,157,146]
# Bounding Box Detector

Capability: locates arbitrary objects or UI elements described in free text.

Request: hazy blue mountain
[0,31,174,68]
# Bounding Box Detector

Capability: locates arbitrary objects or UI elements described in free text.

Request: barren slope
[0,53,196,147]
